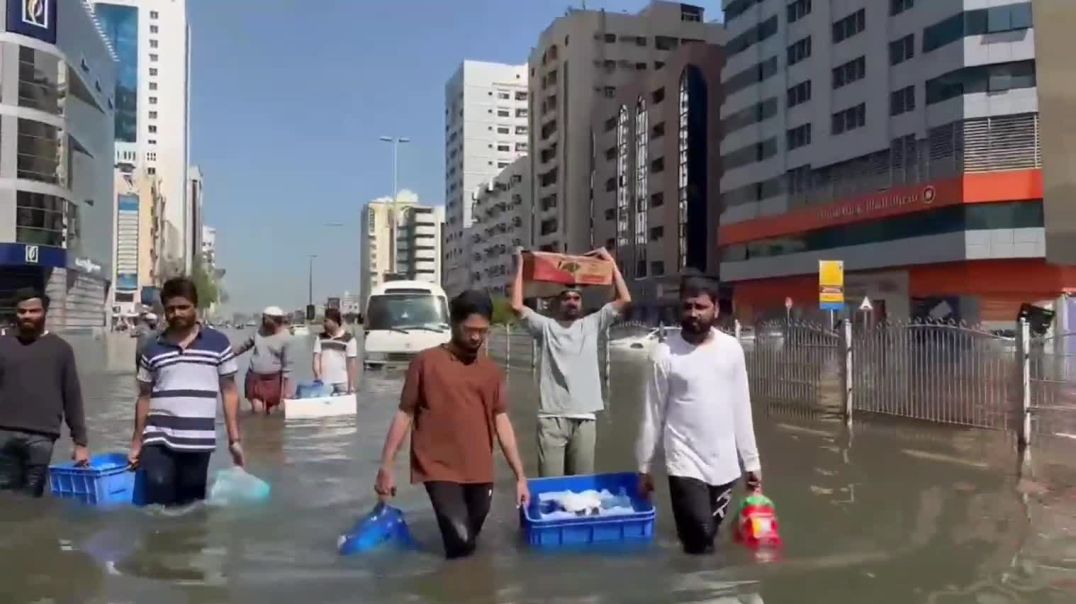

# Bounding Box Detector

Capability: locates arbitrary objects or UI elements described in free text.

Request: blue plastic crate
[520,472,656,549]
[49,452,136,506]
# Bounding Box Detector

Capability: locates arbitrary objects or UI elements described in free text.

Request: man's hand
[516,478,531,509]
[745,470,762,492]
[638,472,655,499]
[229,441,246,467]
[375,466,396,501]
[127,439,142,469]
[72,445,90,467]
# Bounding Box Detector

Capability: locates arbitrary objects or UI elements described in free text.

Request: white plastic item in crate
[284,393,357,419]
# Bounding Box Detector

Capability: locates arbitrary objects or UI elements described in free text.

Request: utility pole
[379,136,410,273]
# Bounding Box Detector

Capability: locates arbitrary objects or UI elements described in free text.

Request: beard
[681,317,714,337]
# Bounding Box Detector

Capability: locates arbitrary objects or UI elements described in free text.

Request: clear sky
[190,0,697,315]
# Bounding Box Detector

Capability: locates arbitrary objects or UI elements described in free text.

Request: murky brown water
[3,331,1076,603]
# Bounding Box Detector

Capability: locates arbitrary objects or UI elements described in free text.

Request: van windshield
[365,294,449,332]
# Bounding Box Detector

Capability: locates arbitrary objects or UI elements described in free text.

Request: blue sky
[190,0,695,314]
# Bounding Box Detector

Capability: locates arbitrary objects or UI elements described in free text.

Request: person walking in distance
[129,277,244,507]
[134,312,159,370]
[510,247,631,477]
[636,276,762,555]
[313,308,358,394]
[375,290,529,559]
[234,306,295,414]
[0,289,89,497]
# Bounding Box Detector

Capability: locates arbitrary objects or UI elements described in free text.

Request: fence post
[734,319,742,341]
[842,319,853,426]
[1019,318,1031,449]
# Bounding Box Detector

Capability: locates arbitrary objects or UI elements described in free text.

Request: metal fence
[485,317,1076,449]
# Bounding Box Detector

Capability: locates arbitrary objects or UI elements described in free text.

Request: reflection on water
[0,333,1074,602]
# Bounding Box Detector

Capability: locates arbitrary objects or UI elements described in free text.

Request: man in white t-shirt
[636,276,762,555]
[313,308,358,394]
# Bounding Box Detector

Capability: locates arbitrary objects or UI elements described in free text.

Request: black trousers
[424,481,493,559]
[140,444,212,507]
[668,476,736,555]
[0,429,55,498]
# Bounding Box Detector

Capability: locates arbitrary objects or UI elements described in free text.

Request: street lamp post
[379,136,410,275]
[307,254,317,308]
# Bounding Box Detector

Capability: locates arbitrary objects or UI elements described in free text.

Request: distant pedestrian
[313,308,358,394]
[0,288,89,497]
[375,290,529,559]
[129,277,244,507]
[510,247,631,477]
[234,306,295,414]
[134,312,159,369]
[636,276,762,555]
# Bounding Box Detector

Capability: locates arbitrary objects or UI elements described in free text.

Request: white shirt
[635,329,761,486]
[313,330,358,386]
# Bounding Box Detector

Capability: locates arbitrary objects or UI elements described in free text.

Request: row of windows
[787,80,811,107]
[923,3,1032,53]
[788,0,811,24]
[16,191,68,248]
[725,137,778,171]
[727,15,778,56]
[723,97,777,135]
[725,0,764,24]
[787,36,811,66]
[832,56,865,89]
[890,34,915,66]
[890,85,916,116]
[832,103,866,136]
[787,123,811,150]
[926,60,1036,105]
[832,9,866,44]
[720,202,1042,263]
[891,0,914,16]
[725,57,778,96]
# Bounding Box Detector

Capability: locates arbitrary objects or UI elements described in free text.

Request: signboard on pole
[819,260,845,311]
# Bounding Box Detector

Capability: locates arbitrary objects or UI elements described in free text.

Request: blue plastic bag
[207,467,271,507]
[296,380,333,399]
[337,503,414,555]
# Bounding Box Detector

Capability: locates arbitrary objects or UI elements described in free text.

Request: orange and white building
[717,0,1071,325]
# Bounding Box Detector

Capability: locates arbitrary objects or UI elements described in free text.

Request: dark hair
[324,308,342,324]
[449,290,493,323]
[160,277,199,306]
[680,275,720,304]
[13,288,49,311]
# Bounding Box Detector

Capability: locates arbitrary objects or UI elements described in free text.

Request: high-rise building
[94,0,191,272]
[189,165,203,266]
[591,42,724,323]
[718,0,1066,325]
[529,1,718,257]
[470,157,532,297]
[443,60,529,295]
[112,168,165,319]
[360,192,444,306]
[0,0,118,331]
[201,225,216,269]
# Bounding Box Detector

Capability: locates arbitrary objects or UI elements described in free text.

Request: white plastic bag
[207,467,270,507]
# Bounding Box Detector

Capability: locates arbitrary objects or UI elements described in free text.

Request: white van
[362,280,451,367]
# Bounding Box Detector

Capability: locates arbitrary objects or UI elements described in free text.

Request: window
[726,0,764,23]
[148,139,157,145]
[17,120,61,184]
[787,80,812,107]
[652,88,665,103]
[787,36,812,66]
[516,108,527,118]
[150,10,158,18]
[149,82,158,91]
[149,53,158,62]
[149,96,158,104]
[787,0,811,23]
[890,0,913,15]
[147,152,157,161]
[605,146,616,160]
[652,122,665,139]
[516,142,527,152]
[654,61,665,70]
[651,192,664,207]
[515,91,528,101]
[988,3,1032,32]
[926,60,1036,104]
[149,68,158,76]
[603,86,616,98]
[515,125,527,135]
[150,39,158,49]
[890,35,914,66]
[497,144,510,152]
[725,57,778,95]
[497,108,510,117]
[724,98,778,133]
[723,138,778,170]
[498,162,509,168]
[831,103,866,135]
[650,261,665,276]
[787,124,812,150]
[604,116,617,132]
[604,33,616,43]
[497,126,510,134]
[17,47,63,115]
[655,35,679,50]
[149,111,158,119]
[649,226,664,241]
[635,62,647,70]
[832,9,866,44]
[497,91,510,100]
[148,125,157,133]
[16,191,66,247]
[148,167,156,175]
[890,85,916,115]
[650,157,665,173]
[832,57,866,89]
[150,24,159,33]
[924,4,1033,53]
[604,208,616,220]
[727,15,778,56]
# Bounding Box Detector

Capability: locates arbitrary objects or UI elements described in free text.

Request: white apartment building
[189,165,203,264]
[529,1,720,256]
[718,0,1056,325]
[201,225,215,269]
[470,157,532,297]
[95,0,191,271]
[443,60,529,296]
[360,192,444,306]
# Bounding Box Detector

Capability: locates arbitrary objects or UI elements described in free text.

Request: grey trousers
[0,429,56,498]
[537,417,596,477]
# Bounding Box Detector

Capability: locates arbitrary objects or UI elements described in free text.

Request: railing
[485,316,1076,451]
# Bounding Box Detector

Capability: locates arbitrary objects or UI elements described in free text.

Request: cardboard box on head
[521,251,615,299]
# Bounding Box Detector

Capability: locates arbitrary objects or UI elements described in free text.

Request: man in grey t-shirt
[511,247,631,477]
[234,306,295,414]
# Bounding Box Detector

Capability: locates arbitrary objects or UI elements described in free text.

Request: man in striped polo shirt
[129,277,244,506]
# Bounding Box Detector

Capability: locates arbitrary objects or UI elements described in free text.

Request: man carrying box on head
[510,247,631,477]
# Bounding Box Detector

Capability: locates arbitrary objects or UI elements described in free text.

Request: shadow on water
[3,332,1076,602]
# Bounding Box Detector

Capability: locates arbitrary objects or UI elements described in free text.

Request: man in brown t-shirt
[375,290,530,559]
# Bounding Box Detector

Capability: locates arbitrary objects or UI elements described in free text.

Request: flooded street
[3,332,1076,603]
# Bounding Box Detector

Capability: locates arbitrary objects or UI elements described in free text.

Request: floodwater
[3,332,1076,603]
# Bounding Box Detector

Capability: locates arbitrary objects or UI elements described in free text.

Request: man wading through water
[234,306,295,414]
[375,290,529,559]
[510,247,631,477]
[0,289,89,497]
